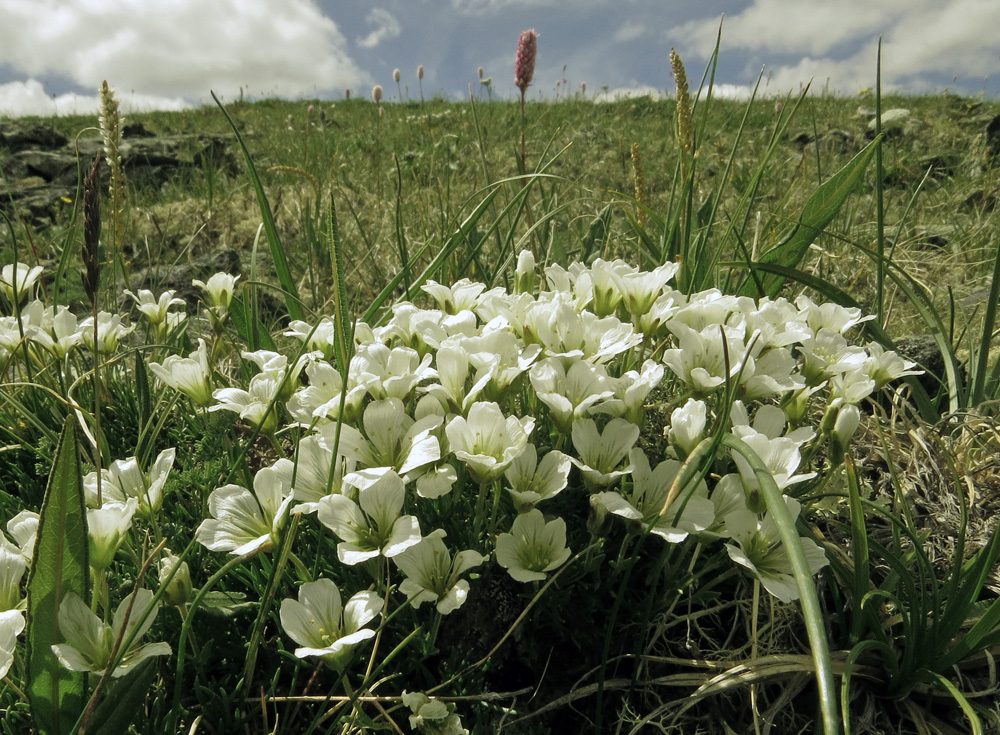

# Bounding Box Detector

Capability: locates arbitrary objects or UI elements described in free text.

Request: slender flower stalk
[417,65,425,105]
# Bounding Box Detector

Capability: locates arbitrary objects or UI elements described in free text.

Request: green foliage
[26,418,88,735]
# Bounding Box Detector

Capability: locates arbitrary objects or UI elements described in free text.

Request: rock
[0,131,234,226]
[867,108,916,139]
[13,149,79,185]
[123,121,155,138]
[985,115,1000,165]
[0,121,68,151]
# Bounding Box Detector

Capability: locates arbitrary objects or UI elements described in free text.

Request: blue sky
[1,0,997,116]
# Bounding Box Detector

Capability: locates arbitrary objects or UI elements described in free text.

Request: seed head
[418,65,424,80]
[393,68,401,83]
[372,85,382,103]
[514,29,537,94]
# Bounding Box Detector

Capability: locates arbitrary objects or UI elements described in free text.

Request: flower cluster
[0,249,918,720]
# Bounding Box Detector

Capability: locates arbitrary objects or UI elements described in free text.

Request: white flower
[415,464,458,499]
[394,529,484,614]
[0,541,27,612]
[286,358,366,426]
[569,417,639,489]
[0,609,24,679]
[52,589,170,677]
[149,339,214,406]
[87,499,137,572]
[26,305,83,358]
[271,432,350,513]
[421,344,492,414]
[723,498,828,603]
[863,342,922,389]
[84,448,175,517]
[5,510,38,561]
[592,449,714,543]
[351,343,436,401]
[317,470,422,564]
[504,444,572,512]
[495,509,571,583]
[668,398,708,458]
[608,261,679,319]
[279,578,382,669]
[0,262,43,304]
[445,401,534,483]
[402,691,469,735]
[284,317,339,361]
[662,323,744,395]
[78,312,134,354]
[529,358,616,433]
[794,294,872,335]
[422,278,487,314]
[336,398,442,479]
[197,467,292,555]
[210,371,283,433]
[192,272,240,309]
[123,289,185,326]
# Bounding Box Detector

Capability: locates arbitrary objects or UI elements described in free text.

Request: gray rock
[0,121,68,151]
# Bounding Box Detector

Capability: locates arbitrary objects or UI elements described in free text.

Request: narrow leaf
[26,417,89,735]
[749,136,880,298]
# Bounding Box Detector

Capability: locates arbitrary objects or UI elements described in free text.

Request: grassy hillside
[2,88,1000,735]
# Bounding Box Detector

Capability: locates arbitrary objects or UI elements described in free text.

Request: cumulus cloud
[0,79,189,117]
[673,0,1000,95]
[0,0,365,103]
[356,9,401,49]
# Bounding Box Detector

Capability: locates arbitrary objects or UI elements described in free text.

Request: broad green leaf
[26,417,89,735]
[746,136,880,299]
[212,91,304,322]
[86,659,158,735]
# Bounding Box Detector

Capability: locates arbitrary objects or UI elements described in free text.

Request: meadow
[2,56,1000,735]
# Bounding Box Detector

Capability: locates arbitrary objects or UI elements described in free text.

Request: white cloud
[614,22,646,44]
[673,0,1000,96]
[0,79,190,117]
[592,85,664,103]
[356,9,401,49]
[0,0,364,103]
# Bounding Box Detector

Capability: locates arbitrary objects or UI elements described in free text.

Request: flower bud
[514,249,536,294]
[159,549,193,607]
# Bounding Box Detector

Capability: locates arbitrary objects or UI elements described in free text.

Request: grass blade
[26,417,89,735]
[211,91,304,322]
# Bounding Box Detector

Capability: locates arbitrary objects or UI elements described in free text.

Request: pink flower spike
[514,29,537,93]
